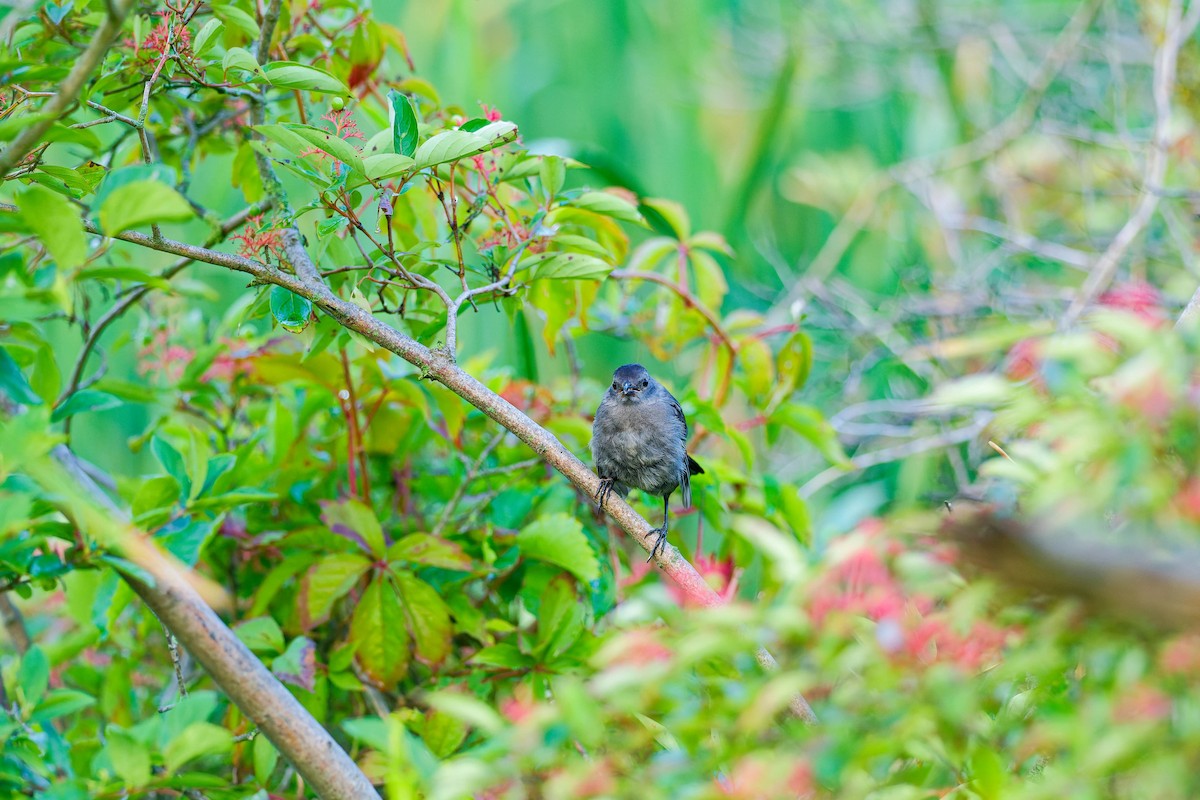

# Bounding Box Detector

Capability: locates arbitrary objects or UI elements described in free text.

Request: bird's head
[609,363,655,402]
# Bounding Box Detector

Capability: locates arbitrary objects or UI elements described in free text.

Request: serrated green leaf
[517,513,599,583]
[536,573,584,660]
[302,552,371,625]
[387,533,471,570]
[395,571,452,665]
[320,498,387,557]
[350,575,408,683]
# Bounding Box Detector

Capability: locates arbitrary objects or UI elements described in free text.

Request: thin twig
[1066,0,1200,324]
[0,0,137,177]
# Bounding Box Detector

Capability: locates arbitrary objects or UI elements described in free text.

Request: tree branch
[34,447,382,800]
[0,204,819,724]
[0,0,137,177]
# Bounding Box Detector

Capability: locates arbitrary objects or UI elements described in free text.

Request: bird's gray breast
[592,397,686,496]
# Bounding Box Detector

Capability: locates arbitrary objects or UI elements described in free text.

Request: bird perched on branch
[591,363,704,561]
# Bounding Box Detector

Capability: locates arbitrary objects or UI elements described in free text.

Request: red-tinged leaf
[300,553,371,628]
[350,576,408,684]
[319,499,386,557]
[387,533,472,571]
[394,572,451,666]
[271,636,317,692]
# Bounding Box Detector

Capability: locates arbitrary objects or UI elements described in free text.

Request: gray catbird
[591,364,704,561]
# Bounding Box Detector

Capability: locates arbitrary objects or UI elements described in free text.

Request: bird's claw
[597,477,615,510]
[646,525,668,563]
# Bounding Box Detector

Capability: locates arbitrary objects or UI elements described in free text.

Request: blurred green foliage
[4,0,1200,798]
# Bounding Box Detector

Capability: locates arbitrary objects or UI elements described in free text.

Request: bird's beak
[621,381,636,396]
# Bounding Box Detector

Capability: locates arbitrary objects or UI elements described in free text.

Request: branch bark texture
[41,448,383,800]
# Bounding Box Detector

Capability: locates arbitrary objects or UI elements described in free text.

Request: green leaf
[163,722,233,774]
[192,18,224,57]
[0,347,42,406]
[571,191,644,224]
[421,710,468,759]
[517,513,599,583]
[363,153,415,181]
[16,185,86,269]
[254,735,278,784]
[413,123,517,170]
[98,180,194,235]
[350,575,408,684]
[222,46,265,78]
[395,572,452,665]
[213,5,260,40]
[78,265,170,289]
[776,330,813,395]
[51,389,123,422]
[152,436,191,499]
[233,617,285,655]
[320,499,386,557]
[302,553,371,625]
[522,252,613,281]
[107,729,151,787]
[270,286,313,332]
[33,689,95,720]
[281,123,365,174]
[540,156,566,199]
[471,643,533,670]
[738,335,774,399]
[387,533,471,571]
[18,646,49,706]
[390,90,419,158]
[535,573,584,660]
[772,403,851,469]
[263,62,349,95]
[642,197,690,238]
[272,636,316,691]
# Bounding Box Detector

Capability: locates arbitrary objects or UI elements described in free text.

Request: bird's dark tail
[687,455,704,475]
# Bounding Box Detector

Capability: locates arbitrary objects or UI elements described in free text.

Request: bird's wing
[667,393,688,441]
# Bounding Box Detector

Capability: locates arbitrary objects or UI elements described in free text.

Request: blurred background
[385,0,1188,528]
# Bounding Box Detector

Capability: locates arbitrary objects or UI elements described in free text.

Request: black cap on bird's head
[610,363,653,400]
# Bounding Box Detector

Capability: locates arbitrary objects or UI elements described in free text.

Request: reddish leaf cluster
[231,215,285,261]
[136,328,194,382]
[810,521,1016,671]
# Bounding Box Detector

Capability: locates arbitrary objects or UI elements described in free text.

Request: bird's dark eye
[641,379,649,388]
[612,382,619,390]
